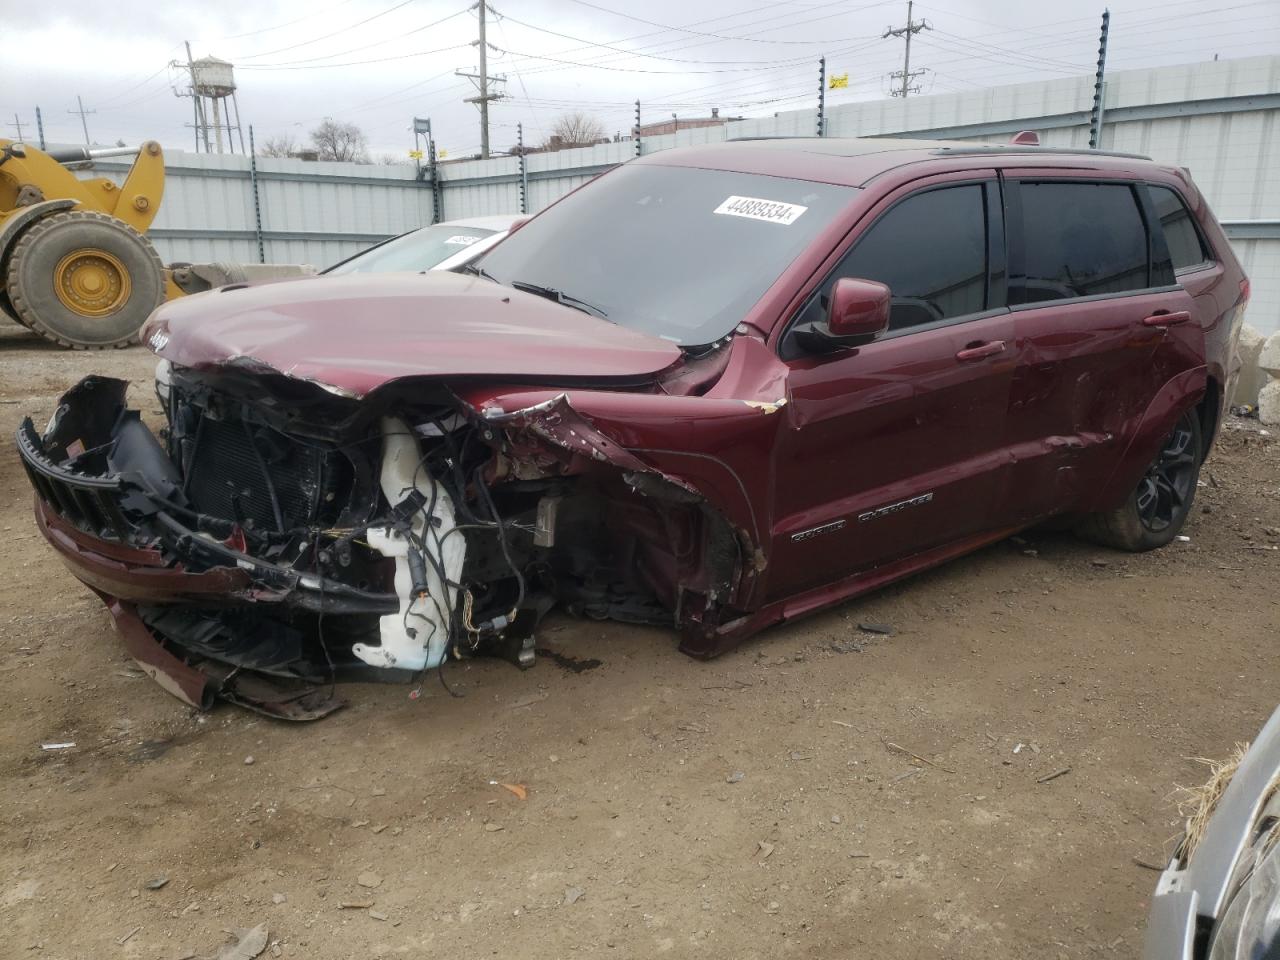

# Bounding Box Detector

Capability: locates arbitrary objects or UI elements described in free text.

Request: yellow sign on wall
[829,73,849,89]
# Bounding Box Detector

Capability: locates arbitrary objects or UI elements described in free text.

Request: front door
[768,177,1015,601]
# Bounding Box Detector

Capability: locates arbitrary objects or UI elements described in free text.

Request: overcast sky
[2,0,1276,160]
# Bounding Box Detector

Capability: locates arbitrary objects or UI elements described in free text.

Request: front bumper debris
[14,376,401,719]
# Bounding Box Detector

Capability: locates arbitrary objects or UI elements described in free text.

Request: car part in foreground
[1145,706,1280,959]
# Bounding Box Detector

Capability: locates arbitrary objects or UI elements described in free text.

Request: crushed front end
[16,366,719,718]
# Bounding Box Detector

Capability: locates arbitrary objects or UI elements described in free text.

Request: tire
[4,210,164,349]
[0,289,25,327]
[1078,407,1202,551]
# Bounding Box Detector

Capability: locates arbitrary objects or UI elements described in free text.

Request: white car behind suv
[322,214,521,275]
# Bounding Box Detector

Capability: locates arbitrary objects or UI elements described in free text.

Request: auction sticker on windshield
[713,196,808,225]
[445,235,483,245]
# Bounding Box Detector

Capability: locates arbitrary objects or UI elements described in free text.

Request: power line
[928,28,1086,72]
[907,0,1275,68]
[218,0,362,40]
[237,0,423,60]
[97,83,176,113]
[492,13,546,150]
[489,42,819,74]
[239,42,471,70]
[493,0,894,80]
[89,42,185,106]
[95,65,174,108]
[560,0,896,45]
[236,8,471,67]
[493,9,874,65]
[911,37,1083,78]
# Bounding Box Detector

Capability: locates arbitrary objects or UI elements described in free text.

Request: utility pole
[184,41,207,153]
[883,1,930,98]
[633,100,641,157]
[1088,9,1111,149]
[10,114,27,141]
[456,2,506,159]
[477,0,489,159]
[68,95,95,145]
[35,106,46,149]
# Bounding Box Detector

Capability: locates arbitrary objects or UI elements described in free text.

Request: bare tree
[544,112,606,150]
[258,133,299,158]
[309,120,369,163]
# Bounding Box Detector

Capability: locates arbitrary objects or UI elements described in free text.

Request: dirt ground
[2,322,1278,960]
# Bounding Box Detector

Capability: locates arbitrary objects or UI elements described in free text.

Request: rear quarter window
[1148,184,1212,271]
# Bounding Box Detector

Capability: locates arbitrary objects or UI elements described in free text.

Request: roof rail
[930,144,1152,161]
[725,134,820,142]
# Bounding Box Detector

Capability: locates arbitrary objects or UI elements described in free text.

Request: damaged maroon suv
[17,138,1250,718]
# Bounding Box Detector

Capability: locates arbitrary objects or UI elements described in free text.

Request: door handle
[955,340,1006,362]
[1142,310,1192,327]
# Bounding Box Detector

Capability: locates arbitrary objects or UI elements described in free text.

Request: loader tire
[5,210,164,349]
[0,289,25,327]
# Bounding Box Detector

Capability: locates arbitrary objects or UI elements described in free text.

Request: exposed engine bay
[18,365,745,718]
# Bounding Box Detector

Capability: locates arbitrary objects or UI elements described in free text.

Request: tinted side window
[838,184,988,330]
[1013,182,1149,303]
[1149,185,1210,270]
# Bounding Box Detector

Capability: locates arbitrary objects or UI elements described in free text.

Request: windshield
[325,224,499,275]
[476,164,858,345]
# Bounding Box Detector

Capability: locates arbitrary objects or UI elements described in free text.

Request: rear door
[1000,176,1203,524]
[768,175,1015,600]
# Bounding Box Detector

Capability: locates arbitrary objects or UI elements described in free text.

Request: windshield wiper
[509,280,610,321]
[459,263,498,281]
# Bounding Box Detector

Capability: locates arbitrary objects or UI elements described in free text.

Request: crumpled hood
[143,272,683,397]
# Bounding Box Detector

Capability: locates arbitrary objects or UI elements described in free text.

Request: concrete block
[1230,324,1270,408]
[1259,380,1280,426]
[1260,332,1280,378]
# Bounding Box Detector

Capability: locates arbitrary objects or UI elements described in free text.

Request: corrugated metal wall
[80,55,1279,331]
[86,153,434,268]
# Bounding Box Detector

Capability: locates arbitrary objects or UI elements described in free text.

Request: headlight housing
[1208,812,1280,959]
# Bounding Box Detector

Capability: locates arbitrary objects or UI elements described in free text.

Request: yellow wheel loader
[0,139,315,350]
[0,139,180,349]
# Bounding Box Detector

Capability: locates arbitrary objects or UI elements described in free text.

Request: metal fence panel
[84,151,435,269]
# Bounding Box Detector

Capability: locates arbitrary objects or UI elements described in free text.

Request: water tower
[176,47,245,154]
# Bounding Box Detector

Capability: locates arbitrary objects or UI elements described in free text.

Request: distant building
[636,107,737,137]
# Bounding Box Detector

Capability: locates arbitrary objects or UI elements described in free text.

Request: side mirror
[827,277,890,341]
